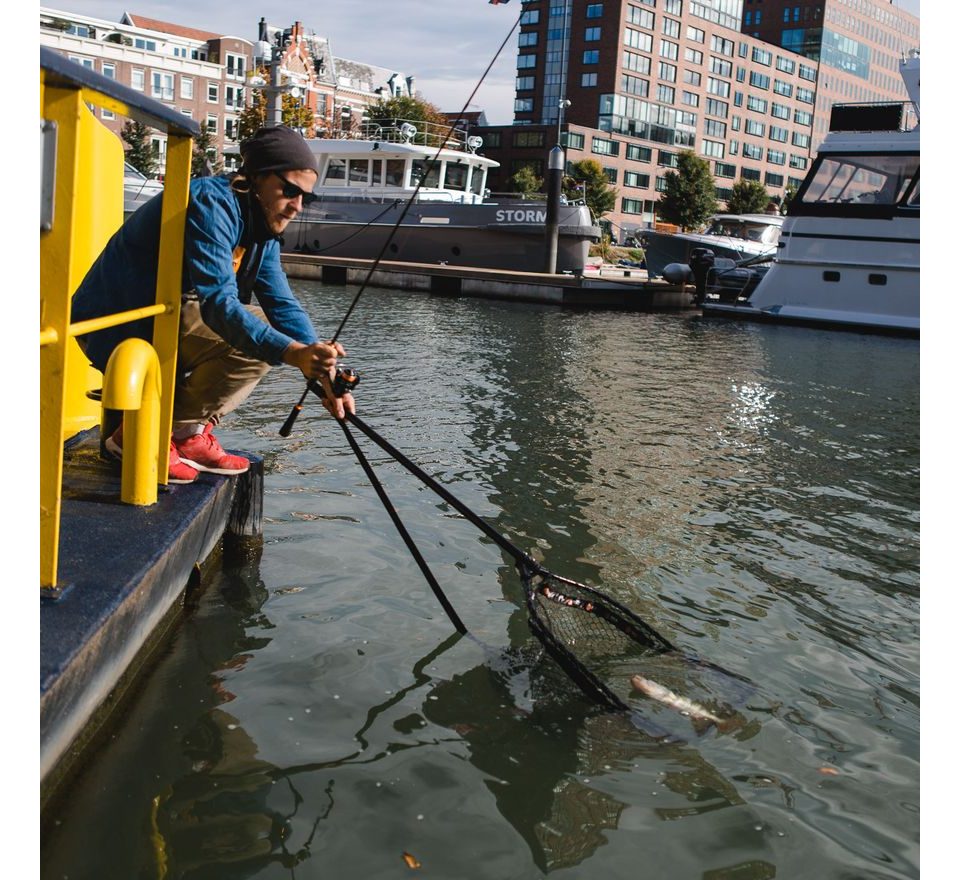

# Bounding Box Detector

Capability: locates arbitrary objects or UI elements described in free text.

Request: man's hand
[283,340,356,419]
[283,340,346,379]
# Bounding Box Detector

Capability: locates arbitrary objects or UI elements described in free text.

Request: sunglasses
[275,172,318,205]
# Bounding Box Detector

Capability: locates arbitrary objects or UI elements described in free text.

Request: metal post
[544,145,565,274]
[269,60,283,127]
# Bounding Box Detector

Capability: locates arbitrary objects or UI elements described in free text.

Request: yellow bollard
[102,338,162,505]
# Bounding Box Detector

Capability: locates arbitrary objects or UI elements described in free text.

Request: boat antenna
[280,5,524,437]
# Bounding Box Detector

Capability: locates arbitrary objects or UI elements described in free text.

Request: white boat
[639,213,784,279]
[280,120,601,273]
[703,53,920,335]
[123,161,164,216]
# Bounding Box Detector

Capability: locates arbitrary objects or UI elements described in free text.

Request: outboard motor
[688,248,716,305]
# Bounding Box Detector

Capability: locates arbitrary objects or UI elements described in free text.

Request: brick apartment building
[471,0,918,237]
[39,7,418,175]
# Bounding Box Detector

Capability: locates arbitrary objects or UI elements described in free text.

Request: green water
[42,285,920,879]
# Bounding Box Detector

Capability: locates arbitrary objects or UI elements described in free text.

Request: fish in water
[630,673,731,732]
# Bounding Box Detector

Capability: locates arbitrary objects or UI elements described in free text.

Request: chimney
[258,17,268,43]
[406,75,416,97]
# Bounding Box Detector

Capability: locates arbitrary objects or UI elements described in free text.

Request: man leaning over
[71,125,353,483]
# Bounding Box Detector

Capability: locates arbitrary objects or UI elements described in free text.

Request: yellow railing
[40,48,200,591]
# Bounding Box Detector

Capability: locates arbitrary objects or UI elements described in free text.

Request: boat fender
[663,262,693,285]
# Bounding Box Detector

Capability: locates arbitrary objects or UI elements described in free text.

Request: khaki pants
[173,298,271,429]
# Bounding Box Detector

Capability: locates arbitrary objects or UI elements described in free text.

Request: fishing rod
[279,5,524,438]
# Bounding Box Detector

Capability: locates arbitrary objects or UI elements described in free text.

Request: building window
[796,87,815,104]
[586,3,604,18]
[181,76,194,100]
[773,79,793,97]
[624,51,651,75]
[657,84,675,104]
[687,25,705,43]
[662,18,681,38]
[592,137,619,156]
[798,64,817,81]
[224,85,245,110]
[664,0,682,14]
[743,141,764,158]
[564,131,585,150]
[702,139,724,158]
[225,52,246,79]
[789,154,808,170]
[621,74,650,96]
[516,75,535,90]
[729,139,739,156]
[622,197,645,214]
[514,97,534,112]
[152,71,174,102]
[520,9,540,25]
[704,118,726,138]
[765,171,784,188]
[741,167,761,182]
[483,132,502,148]
[624,171,650,188]
[518,31,538,47]
[705,98,728,118]
[655,176,668,192]
[684,69,702,86]
[747,95,768,113]
[207,81,219,103]
[752,47,772,66]
[517,54,537,69]
[707,77,730,97]
[771,103,790,120]
[624,29,652,52]
[585,27,601,41]
[769,125,788,142]
[514,131,545,148]
[685,47,704,65]
[626,144,652,162]
[604,167,618,184]
[659,62,677,82]
[794,110,813,126]
[581,72,598,87]
[133,37,157,51]
[205,114,218,135]
[627,7,654,28]
[710,56,732,77]
[101,62,115,79]
[660,40,679,60]
[658,150,678,168]
[777,56,796,74]
[745,119,765,137]
[715,161,736,178]
[131,68,144,91]
[767,149,786,165]
[749,71,770,90]
[711,35,734,57]
[583,49,599,64]
[682,91,700,107]
[792,132,810,148]
[731,115,741,130]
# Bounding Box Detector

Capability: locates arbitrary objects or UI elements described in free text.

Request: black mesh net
[521,566,676,712]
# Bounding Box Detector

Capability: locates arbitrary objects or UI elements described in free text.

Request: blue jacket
[71,175,318,373]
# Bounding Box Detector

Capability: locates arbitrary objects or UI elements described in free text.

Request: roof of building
[121,13,220,42]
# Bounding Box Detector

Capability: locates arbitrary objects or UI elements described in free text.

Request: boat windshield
[800,153,919,207]
[411,159,441,188]
[705,219,780,244]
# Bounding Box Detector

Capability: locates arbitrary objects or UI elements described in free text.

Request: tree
[121,120,157,177]
[726,178,770,214]
[191,121,222,177]
[364,94,449,145]
[507,165,542,196]
[781,184,798,215]
[563,158,617,221]
[656,150,717,231]
[236,85,269,142]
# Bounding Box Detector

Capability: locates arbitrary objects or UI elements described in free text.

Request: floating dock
[282,253,695,311]
[40,430,262,805]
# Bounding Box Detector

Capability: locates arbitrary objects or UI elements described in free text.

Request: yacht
[279,120,601,273]
[123,161,163,217]
[639,213,784,280]
[702,53,920,335]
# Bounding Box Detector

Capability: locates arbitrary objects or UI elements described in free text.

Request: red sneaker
[174,424,250,475]
[105,425,199,484]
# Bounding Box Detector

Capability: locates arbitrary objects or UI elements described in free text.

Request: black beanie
[239,126,318,176]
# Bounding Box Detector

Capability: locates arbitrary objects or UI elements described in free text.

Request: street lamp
[557,97,571,147]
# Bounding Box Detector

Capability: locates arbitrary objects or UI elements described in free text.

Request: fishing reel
[331,366,359,397]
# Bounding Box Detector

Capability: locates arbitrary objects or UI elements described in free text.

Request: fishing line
[280,4,524,437]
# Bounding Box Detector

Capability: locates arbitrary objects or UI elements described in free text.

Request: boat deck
[40,428,262,799]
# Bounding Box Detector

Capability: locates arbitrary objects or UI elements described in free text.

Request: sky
[43,0,922,125]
